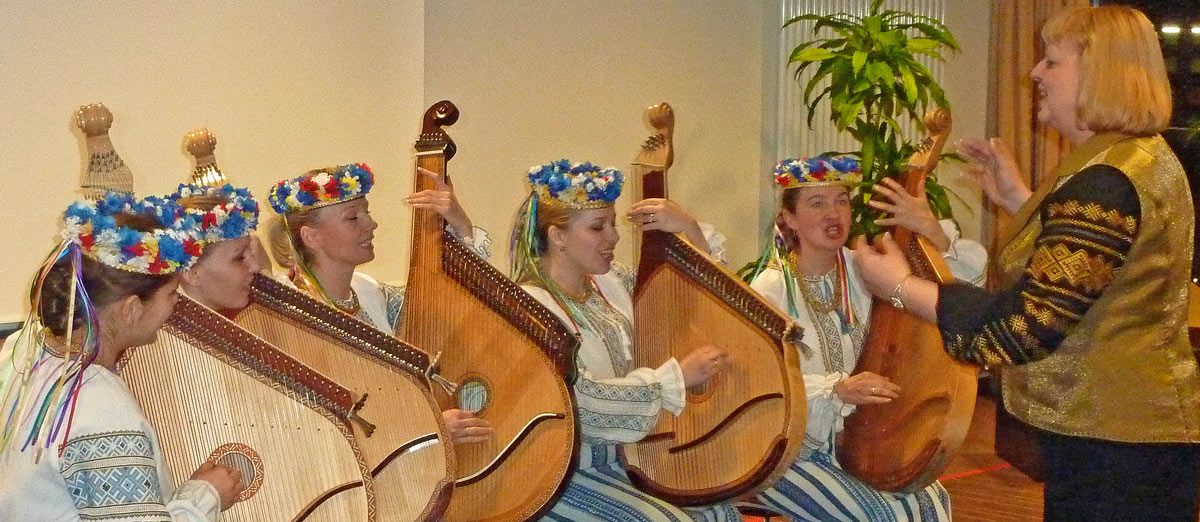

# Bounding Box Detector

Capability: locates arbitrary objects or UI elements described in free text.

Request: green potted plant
[787,0,960,237]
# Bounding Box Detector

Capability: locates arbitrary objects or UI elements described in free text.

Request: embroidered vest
[997,133,1200,442]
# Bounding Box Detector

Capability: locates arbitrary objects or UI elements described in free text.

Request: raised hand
[957,138,1032,214]
[408,167,473,238]
[627,198,710,253]
[868,177,951,252]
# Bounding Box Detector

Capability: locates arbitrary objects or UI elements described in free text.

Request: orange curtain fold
[983,0,1088,258]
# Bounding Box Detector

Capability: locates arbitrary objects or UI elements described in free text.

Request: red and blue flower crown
[62,192,204,274]
[773,155,862,189]
[268,163,374,214]
[172,184,260,244]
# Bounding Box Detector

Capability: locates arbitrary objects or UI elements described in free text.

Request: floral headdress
[510,159,624,334]
[62,192,204,274]
[1,192,206,457]
[268,163,374,215]
[773,155,862,190]
[528,159,623,209]
[172,183,260,244]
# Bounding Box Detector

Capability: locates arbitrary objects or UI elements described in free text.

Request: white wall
[0,1,424,322]
[424,1,775,271]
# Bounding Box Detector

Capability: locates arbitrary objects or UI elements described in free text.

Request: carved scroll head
[76,103,113,137]
[186,128,217,159]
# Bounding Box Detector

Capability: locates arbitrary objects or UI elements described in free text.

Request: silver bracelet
[889,274,915,310]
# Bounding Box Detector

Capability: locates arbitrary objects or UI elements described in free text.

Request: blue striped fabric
[539,442,740,522]
[754,449,951,522]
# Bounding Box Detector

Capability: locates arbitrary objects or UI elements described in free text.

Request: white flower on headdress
[96,249,120,267]
[61,220,85,242]
[593,177,609,190]
[585,180,596,192]
[571,175,585,187]
[127,256,150,272]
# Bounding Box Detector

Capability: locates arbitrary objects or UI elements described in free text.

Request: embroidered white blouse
[749,220,987,450]
[0,336,221,522]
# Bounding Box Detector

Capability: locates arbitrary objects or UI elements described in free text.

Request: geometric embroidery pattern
[60,431,169,521]
[577,378,661,403]
[1027,243,1117,294]
[1047,200,1138,235]
[578,409,658,434]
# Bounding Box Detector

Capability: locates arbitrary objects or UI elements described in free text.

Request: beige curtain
[983,0,1089,258]
[986,0,1090,481]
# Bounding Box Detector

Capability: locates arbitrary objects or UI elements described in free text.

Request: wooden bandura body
[620,103,808,504]
[836,109,979,493]
[122,296,373,522]
[232,275,455,522]
[403,100,580,521]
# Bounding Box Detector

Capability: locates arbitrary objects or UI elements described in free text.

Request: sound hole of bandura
[456,377,491,415]
[686,373,719,403]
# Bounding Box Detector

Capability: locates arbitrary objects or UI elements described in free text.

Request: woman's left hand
[627,198,711,253]
[407,167,473,238]
[851,234,914,301]
[627,198,694,233]
[867,178,951,252]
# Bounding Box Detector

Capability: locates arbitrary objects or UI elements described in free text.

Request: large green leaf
[793,48,836,62]
[876,29,903,47]
[867,61,893,83]
[852,51,867,74]
[897,62,918,103]
[837,101,863,130]
[906,37,939,51]
[787,40,819,62]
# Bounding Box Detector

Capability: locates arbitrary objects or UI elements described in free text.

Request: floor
[740,394,1045,521]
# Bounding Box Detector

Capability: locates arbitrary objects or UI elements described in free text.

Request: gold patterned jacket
[937,133,1200,442]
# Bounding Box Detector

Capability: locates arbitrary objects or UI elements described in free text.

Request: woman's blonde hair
[1043,6,1171,136]
[509,195,572,285]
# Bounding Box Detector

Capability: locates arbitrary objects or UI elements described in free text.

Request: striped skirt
[755,448,952,522]
[539,441,740,522]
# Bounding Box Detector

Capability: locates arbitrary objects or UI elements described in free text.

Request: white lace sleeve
[801,371,854,451]
[447,224,492,260]
[166,480,222,521]
[938,219,988,287]
[697,222,729,266]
